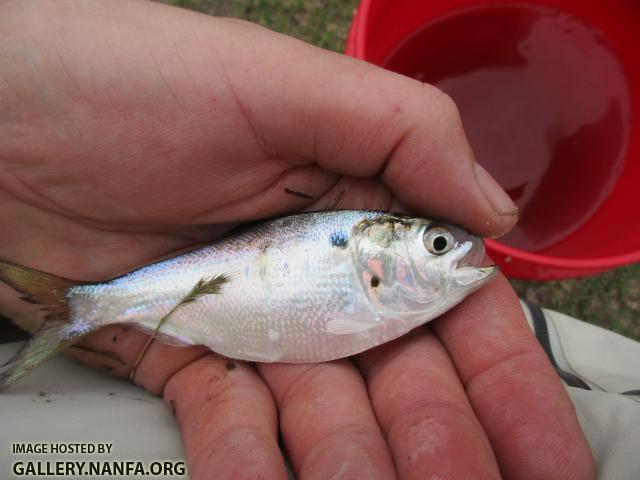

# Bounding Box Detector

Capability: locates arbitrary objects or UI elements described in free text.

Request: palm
[0,1,593,479]
[0,156,393,280]
[0,7,390,280]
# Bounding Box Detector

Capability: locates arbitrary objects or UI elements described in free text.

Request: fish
[0,210,497,390]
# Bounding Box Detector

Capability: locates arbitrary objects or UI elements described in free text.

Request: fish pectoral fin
[326,315,378,335]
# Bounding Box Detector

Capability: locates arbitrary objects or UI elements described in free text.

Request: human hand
[0,1,594,479]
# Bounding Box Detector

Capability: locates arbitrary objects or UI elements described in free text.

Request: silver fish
[0,210,496,389]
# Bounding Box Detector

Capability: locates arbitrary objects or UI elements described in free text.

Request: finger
[2,1,516,237]
[204,19,518,236]
[355,330,501,480]
[258,361,396,480]
[431,274,596,480]
[67,325,287,480]
[66,324,208,395]
[164,355,286,480]
[304,177,394,212]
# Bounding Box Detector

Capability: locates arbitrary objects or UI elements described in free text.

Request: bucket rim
[487,239,640,270]
[348,0,639,274]
[352,0,371,58]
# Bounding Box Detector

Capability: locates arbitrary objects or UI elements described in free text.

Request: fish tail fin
[0,260,78,319]
[0,260,86,390]
[0,323,80,390]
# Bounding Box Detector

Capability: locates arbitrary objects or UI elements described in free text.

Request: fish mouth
[452,265,499,288]
[457,236,486,268]
[448,240,478,272]
[448,240,498,288]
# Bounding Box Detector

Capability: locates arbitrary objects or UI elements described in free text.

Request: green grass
[161,0,640,340]
[512,264,640,340]
[168,0,358,51]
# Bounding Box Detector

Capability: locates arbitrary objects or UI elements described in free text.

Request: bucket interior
[360,0,640,262]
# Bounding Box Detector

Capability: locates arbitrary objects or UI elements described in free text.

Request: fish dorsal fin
[326,315,378,335]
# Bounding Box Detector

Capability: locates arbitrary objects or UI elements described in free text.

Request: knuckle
[420,84,464,129]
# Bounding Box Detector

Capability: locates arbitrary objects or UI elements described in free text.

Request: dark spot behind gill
[330,231,349,248]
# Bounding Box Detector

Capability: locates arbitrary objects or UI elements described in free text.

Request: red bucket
[346,0,640,280]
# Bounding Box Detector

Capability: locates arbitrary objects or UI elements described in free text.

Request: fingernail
[473,163,518,216]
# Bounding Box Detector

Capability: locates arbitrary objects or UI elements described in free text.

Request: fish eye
[423,227,455,255]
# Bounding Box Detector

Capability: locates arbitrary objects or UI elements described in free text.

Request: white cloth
[0,343,187,479]
[521,302,640,480]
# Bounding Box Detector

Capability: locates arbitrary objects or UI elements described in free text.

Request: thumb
[208,19,518,236]
[1,0,516,237]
